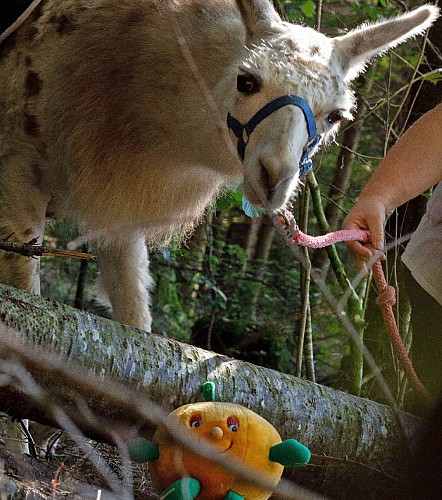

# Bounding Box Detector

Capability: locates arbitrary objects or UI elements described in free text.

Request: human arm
[342,103,442,270]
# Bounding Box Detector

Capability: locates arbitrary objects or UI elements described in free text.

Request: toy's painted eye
[227,416,239,432]
[190,414,202,428]
[327,110,344,125]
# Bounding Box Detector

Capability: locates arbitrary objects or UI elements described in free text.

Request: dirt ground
[0,415,158,499]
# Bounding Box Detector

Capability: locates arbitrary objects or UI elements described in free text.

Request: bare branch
[0,240,95,261]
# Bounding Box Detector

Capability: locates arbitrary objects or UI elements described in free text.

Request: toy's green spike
[159,477,201,500]
[225,490,244,500]
[269,439,311,467]
[127,437,159,463]
[202,381,216,402]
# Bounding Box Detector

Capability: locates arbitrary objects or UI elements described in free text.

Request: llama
[0,0,438,332]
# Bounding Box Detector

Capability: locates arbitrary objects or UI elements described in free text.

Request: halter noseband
[227,95,322,177]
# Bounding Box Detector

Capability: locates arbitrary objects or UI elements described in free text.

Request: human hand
[342,197,387,273]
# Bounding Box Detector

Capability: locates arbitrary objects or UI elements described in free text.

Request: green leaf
[406,54,420,68]
[215,194,236,213]
[215,184,244,212]
[423,71,442,85]
[242,195,261,218]
[300,0,315,18]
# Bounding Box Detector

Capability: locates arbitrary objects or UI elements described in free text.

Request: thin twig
[310,453,404,483]
[386,33,430,142]
[341,68,442,136]
[167,10,237,161]
[295,185,311,379]
[19,419,38,457]
[315,0,323,31]
[0,240,95,261]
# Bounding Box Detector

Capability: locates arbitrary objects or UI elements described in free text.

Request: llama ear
[236,0,283,42]
[332,5,440,81]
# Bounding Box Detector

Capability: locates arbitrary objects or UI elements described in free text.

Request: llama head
[227,1,439,211]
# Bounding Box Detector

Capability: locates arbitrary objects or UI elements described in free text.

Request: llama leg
[0,158,48,454]
[0,161,48,294]
[96,235,153,332]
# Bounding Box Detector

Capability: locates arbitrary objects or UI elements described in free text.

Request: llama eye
[237,74,261,94]
[327,110,344,124]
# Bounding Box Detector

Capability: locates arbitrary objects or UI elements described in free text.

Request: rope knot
[376,285,396,307]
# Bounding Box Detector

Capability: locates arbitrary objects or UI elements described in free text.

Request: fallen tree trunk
[0,285,420,498]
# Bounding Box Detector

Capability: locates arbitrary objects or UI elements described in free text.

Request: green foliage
[41,220,101,310]
[350,0,398,21]
[300,0,316,19]
[215,184,243,212]
[423,70,442,85]
[280,0,316,24]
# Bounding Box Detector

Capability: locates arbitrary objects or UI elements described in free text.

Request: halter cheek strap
[227,95,322,177]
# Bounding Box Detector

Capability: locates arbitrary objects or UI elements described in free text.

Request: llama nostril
[259,161,271,200]
[210,426,224,440]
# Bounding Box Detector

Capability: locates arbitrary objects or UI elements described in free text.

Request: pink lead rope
[273,210,432,403]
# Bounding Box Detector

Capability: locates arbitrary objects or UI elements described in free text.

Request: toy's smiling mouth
[220,441,233,454]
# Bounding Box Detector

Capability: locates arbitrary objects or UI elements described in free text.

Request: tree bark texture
[0,285,421,498]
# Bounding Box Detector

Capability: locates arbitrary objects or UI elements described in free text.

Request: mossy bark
[0,285,420,498]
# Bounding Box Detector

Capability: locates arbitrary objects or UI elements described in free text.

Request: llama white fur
[0,0,438,331]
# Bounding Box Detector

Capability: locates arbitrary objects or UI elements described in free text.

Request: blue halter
[227,95,322,177]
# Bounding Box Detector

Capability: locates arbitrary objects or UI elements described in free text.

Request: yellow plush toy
[129,382,310,500]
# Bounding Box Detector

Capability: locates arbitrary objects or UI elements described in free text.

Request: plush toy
[129,382,310,500]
